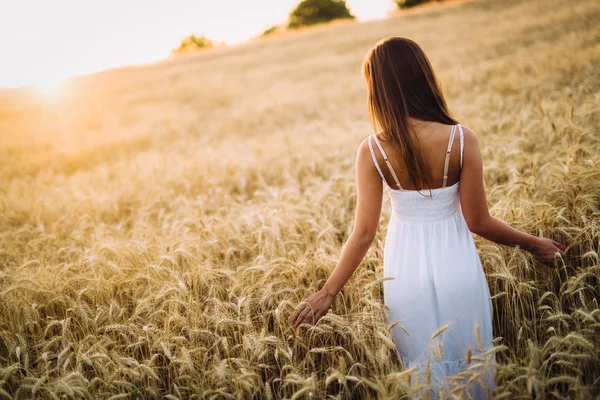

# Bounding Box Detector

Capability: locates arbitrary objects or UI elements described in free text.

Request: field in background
[1,0,599,398]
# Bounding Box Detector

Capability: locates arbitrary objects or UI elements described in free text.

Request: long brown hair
[362,37,457,195]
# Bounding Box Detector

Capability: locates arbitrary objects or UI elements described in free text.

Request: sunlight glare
[35,77,66,96]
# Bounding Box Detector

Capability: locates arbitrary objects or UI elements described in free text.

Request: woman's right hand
[529,237,567,266]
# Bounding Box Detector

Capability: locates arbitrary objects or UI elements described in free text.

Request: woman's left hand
[289,289,335,328]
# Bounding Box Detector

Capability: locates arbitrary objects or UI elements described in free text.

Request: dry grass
[1,0,599,398]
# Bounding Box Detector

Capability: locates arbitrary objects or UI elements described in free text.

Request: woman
[289,37,566,398]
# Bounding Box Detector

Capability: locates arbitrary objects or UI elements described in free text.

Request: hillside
[1,0,599,398]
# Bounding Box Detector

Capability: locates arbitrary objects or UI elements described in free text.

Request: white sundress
[368,124,497,399]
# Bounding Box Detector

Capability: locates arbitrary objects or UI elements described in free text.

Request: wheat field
[1,0,599,398]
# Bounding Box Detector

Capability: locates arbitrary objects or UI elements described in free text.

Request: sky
[0,0,393,89]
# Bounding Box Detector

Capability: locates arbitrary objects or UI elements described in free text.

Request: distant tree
[262,24,283,36]
[395,0,444,9]
[172,35,220,54]
[288,0,354,29]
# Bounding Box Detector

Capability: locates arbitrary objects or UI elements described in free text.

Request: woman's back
[368,120,466,192]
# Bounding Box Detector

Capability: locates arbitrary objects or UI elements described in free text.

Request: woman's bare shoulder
[355,136,377,172]
[459,124,479,142]
[457,125,482,153]
[357,135,374,154]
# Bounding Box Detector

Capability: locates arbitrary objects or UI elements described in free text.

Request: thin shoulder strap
[372,135,402,190]
[368,135,388,186]
[442,125,457,187]
[457,124,464,169]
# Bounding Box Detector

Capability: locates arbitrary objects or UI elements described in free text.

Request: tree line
[172,0,446,54]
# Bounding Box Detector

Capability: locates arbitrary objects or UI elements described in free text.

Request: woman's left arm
[290,138,383,328]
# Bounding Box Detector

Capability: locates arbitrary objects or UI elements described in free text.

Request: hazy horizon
[0,0,393,89]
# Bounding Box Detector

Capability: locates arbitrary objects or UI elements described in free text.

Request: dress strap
[442,125,457,187]
[368,135,388,185]
[457,124,464,169]
[371,135,402,190]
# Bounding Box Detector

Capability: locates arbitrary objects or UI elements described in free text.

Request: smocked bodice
[387,182,462,223]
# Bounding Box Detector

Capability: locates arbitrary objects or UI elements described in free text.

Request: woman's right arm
[458,126,566,265]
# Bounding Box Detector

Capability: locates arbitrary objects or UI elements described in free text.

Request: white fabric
[368,125,496,399]
[458,124,465,169]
